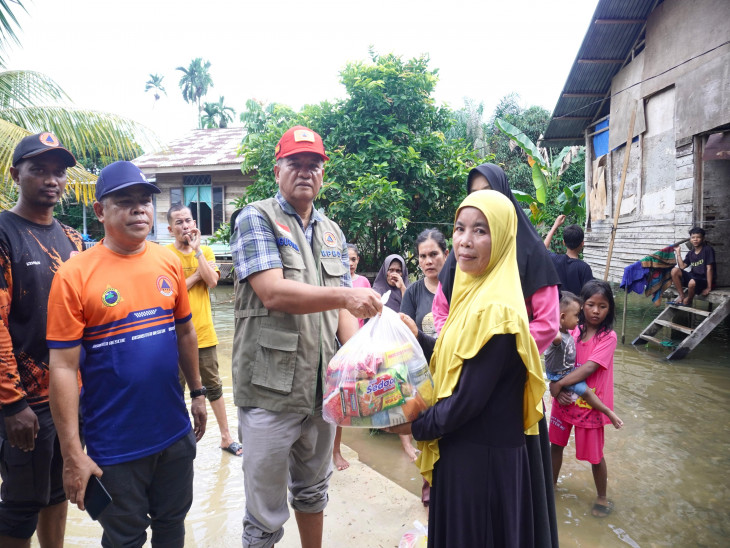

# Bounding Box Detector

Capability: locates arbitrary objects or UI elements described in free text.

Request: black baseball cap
[12,132,76,167]
[96,161,160,201]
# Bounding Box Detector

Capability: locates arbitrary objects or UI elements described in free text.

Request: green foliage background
[215,53,588,272]
[234,53,485,272]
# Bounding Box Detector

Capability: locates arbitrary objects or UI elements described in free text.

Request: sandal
[591,501,614,518]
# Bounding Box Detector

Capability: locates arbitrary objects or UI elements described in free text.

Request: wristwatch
[190,387,207,399]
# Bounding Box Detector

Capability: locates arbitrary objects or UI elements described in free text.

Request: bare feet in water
[400,434,419,462]
[333,451,350,471]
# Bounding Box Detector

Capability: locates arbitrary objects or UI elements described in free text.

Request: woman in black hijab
[433,163,561,548]
[372,254,410,312]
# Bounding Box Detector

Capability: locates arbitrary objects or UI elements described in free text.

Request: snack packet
[323,307,434,428]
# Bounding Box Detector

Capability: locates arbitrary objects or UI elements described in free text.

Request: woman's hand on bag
[399,313,418,338]
[386,423,412,435]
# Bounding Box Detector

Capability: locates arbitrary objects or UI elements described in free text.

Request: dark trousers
[97,429,196,548]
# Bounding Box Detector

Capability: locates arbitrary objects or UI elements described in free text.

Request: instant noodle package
[323,307,434,428]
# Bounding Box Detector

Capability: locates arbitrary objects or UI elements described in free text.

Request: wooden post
[604,104,637,281]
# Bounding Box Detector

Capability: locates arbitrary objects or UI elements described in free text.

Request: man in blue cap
[0,132,83,548]
[47,161,207,548]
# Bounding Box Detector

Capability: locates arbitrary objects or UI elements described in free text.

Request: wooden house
[542,0,730,286]
[133,128,252,241]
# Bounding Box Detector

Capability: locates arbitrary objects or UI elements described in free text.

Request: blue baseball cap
[96,161,160,201]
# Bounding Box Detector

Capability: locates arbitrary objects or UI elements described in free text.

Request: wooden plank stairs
[632,288,730,360]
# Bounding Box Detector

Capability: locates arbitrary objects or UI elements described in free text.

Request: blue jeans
[546,370,588,397]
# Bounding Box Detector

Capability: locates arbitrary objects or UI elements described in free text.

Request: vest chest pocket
[252,327,299,394]
[321,257,347,287]
[280,246,306,282]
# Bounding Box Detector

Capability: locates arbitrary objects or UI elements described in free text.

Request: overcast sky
[9,0,599,146]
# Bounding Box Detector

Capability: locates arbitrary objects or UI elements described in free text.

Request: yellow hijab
[417,190,545,485]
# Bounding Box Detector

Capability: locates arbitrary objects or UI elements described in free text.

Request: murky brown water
[41,285,729,547]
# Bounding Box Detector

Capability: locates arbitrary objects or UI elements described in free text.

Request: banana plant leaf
[531,162,548,204]
[496,118,545,168]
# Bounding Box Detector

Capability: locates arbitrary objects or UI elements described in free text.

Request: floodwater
[42,285,729,547]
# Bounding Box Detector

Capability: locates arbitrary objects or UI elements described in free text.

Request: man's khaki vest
[232,198,347,414]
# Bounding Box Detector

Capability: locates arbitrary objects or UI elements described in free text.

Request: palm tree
[0,0,26,68]
[201,96,235,128]
[200,102,219,129]
[1,70,161,208]
[145,73,166,106]
[176,58,213,129]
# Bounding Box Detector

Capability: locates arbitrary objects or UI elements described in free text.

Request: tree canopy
[177,58,214,129]
[201,96,235,128]
[236,52,485,271]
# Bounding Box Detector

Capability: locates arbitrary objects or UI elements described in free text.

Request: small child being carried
[545,291,623,429]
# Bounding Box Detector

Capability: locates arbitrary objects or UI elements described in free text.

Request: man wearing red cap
[231,126,382,548]
[0,132,83,548]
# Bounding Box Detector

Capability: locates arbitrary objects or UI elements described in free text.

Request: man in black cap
[47,161,206,548]
[0,132,83,548]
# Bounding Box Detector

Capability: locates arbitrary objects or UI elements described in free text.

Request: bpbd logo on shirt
[157,276,174,297]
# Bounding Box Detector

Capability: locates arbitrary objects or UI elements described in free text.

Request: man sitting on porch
[671,227,715,306]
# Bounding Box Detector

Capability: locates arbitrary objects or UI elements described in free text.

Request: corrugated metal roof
[542,0,661,147]
[134,128,245,170]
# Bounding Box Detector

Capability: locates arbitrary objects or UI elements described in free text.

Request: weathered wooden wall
[583,0,730,286]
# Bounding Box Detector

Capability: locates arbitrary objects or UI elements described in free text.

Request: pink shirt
[551,328,617,428]
[432,282,449,334]
[525,285,560,355]
[352,274,371,328]
[432,283,559,355]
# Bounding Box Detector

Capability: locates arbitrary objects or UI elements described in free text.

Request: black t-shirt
[684,245,715,282]
[0,211,82,413]
[549,252,594,296]
[401,279,437,337]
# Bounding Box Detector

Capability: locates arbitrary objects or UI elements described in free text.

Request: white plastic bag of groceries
[323,306,434,428]
[399,520,428,548]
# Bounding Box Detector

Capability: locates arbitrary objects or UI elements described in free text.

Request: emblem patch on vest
[323,231,337,247]
[156,275,174,297]
[102,286,122,307]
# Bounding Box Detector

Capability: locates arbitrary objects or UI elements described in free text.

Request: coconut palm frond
[0,1,27,68]
[0,119,100,206]
[66,178,97,205]
[0,70,69,108]
[0,105,159,165]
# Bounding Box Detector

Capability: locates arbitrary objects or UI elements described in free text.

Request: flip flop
[222,442,243,456]
[667,300,685,306]
[591,501,614,518]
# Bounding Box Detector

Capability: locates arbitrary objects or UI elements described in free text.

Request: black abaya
[411,335,534,548]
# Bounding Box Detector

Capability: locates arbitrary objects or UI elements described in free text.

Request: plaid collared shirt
[231,191,351,287]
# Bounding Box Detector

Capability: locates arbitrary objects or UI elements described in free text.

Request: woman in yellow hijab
[393,190,546,547]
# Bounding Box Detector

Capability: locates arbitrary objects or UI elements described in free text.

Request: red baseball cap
[275,126,329,161]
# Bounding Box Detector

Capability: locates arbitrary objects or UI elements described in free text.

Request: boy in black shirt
[543,214,594,295]
[671,227,715,305]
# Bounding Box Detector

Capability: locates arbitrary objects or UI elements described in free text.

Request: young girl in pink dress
[549,279,620,518]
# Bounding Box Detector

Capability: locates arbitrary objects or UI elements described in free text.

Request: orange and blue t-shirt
[47,241,193,466]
